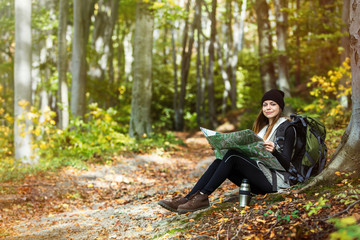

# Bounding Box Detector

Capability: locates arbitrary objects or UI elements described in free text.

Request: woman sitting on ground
[158,89,296,214]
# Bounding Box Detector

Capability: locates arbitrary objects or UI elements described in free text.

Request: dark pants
[186,150,274,197]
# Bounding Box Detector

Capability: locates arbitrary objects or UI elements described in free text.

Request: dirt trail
[2,132,227,239]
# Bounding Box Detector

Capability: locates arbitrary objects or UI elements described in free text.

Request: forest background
[1,0,353,177]
[0,0,359,238]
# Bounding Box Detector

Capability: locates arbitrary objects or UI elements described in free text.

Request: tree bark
[58,0,69,130]
[14,0,34,164]
[229,0,247,110]
[171,27,179,129]
[274,0,291,98]
[129,1,154,138]
[208,0,217,128]
[300,0,360,191]
[295,0,301,86]
[174,0,191,131]
[255,0,276,92]
[201,35,208,123]
[339,0,351,109]
[71,0,95,118]
[216,36,231,116]
[71,0,87,118]
[178,0,196,130]
[195,0,203,125]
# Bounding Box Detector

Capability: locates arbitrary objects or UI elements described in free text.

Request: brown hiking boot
[177,191,210,214]
[158,196,188,212]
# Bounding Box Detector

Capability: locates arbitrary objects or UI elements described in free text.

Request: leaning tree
[301,0,360,190]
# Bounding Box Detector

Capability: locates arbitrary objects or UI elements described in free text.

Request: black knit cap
[261,89,285,110]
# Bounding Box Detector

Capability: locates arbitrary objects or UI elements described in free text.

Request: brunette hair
[252,108,283,140]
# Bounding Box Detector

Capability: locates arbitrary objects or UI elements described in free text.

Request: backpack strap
[274,121,293,152]
[271,169,277,192]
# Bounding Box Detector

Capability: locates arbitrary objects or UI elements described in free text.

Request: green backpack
[275,114,327,184]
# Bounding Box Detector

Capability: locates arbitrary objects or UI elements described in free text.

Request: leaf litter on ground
[0,131,359,239]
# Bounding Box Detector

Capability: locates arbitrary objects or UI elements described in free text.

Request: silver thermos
[239,178,251,207]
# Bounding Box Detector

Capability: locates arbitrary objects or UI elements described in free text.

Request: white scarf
[257,117,287,141]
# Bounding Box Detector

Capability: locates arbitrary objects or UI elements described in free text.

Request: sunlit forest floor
[0,132,359,239]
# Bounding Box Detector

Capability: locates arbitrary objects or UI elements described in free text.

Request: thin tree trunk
[255,0,276,92]
[179,0,196,130]
[171,27,179,129]
[175,0,191,131]
[274,0,291,98]
[129,1,154,137]
[216,37,231,116]
[202,37,208,123]
[229,0,247,110]
[220,0,233,114]
[208,0,217,128]
[237,0,247,51]
[107,0,119,106]
[295,0,301,86]
[195,0,203,125]
[58,0,69,130]
[14,0,34,163]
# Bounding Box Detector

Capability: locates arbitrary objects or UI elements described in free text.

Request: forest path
[1,132,234,239]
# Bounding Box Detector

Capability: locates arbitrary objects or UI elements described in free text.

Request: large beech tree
[129,1,154,137]
[302,0,360,190]
[14,0,34,163]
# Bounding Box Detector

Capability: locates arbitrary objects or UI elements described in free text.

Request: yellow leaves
[306,58,352,126]
[34,127,42,136]
[118,86,126,95]
[152,2,165,9]
[18,100,30,109]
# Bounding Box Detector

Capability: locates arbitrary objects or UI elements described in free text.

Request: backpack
[275,114,328,185]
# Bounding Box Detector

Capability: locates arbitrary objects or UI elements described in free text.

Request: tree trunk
[58,0,69,130]
[202,36,208,123]
[295,0,301,86]
[339,0,351,109]
[229,0,247,110]
[174,0,191,131]
[171,27,179,129]
[237,0,247,51]
[71,0,87,118]
[178,0,196,130]
[71,0,95,118]
[129,1,154,138]
[255,0,277,92]
[14,0,34,164]
[219,0,233,114]
[216,36,231,116]
[195,0,203,125]
[274,0,291,98]
[301,0,360,191]
[208,0,217,128]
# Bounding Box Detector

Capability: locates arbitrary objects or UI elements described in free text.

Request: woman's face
[262,100,280,120]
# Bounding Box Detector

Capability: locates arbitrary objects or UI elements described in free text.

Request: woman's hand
[264,140,275,153]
